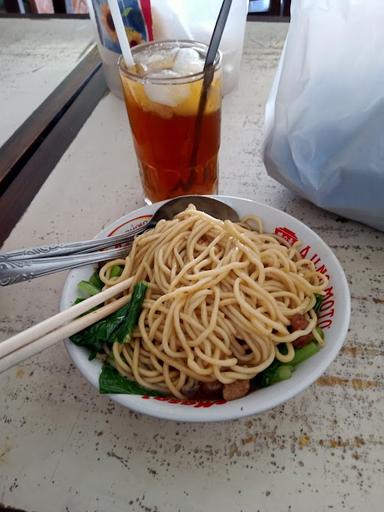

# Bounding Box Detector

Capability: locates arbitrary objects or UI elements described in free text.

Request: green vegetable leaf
[75,271,104,300]
[289,341,320,367]
[261,361,293,387]
[70,302,131,354]
[78,280,102,297]
[99,365,164,396]
[70,281,147,359]
[89,271,104,291]
[88,349,98,361]
[110,265,123,278]
[114,282,148,344]
[270,364,293,384]
[313,293,324,313]
[253,341,321,389]
[277,343,288,355]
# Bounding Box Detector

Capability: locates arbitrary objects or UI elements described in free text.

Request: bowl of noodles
[60,196,350,422]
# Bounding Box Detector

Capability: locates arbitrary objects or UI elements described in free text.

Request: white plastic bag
[263,0,384,231]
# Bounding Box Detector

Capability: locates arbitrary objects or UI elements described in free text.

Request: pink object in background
[68,0,89,13]
[31,0,54,13]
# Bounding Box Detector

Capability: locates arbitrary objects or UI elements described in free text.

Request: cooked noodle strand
[99,205,328,397]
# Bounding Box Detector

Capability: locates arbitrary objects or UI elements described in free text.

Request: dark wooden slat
[0,503,29,512]
[0,11,289,21]
[0,13,90,19]
[247,14,290,22]
[0,11,290,21]
[3,0,23,13]
[0,45,101,193]
[0,67,107,246]
[52,0,67,13]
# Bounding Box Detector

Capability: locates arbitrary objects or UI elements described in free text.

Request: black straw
[185,0,233,189]
[204,0,233,70]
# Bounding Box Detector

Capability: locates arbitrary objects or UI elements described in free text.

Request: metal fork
[0,223,149,286]
[0,224,146,261]
[0,225,146,286]
[0,245,131,286]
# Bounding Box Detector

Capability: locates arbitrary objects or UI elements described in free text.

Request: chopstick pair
[0,277,134,374]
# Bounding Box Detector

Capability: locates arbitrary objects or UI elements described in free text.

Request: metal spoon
[0,196,239,286]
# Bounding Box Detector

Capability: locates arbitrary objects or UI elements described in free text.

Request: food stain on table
[298,434,311,448]
[316,375,380,390]
[0,444,12,464]
[341,345,384,358]
[15,369,25,379]
[318,436,367,449]
[316,375,381,391]
[228,442,241,459]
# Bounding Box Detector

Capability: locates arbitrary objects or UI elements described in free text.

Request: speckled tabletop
[0,18,93,147]
[0,22,383,512]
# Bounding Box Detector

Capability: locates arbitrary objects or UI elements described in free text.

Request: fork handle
[0,222,151,261]
[0,246,130,286]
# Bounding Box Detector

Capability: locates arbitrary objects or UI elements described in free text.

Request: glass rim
[118,39,222,85]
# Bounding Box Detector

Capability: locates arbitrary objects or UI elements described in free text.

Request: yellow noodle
[98,205,328,397]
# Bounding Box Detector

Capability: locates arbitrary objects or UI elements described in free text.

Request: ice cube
[143,48,179,73]
[135,48,178,72]
[173,48,204,76]
[144,77,189,108]
[134,62,148,77]
[147,69,179,80]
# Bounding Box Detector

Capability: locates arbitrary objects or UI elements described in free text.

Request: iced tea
[119,41,222,203]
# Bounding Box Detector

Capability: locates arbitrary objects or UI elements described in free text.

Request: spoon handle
[0,246,131,286]
[0,222,149,262]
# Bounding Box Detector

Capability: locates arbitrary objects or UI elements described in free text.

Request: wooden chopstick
[0,277,134,373]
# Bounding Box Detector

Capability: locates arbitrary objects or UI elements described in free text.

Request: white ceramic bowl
[60,196,350,422]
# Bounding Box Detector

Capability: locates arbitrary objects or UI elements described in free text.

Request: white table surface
[1,22,383,512]
[0,17,93,147]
